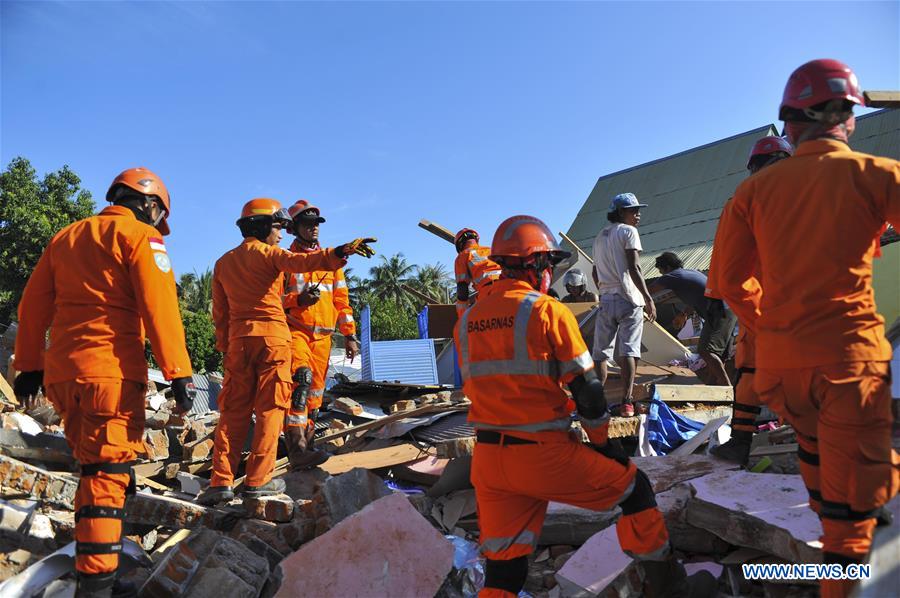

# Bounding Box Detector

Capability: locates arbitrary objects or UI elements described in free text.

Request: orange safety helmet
[106,167,172,235]
[454,228,479,252]
[237,198,292,227]
[288,199,326,224]
[490,215,570,265]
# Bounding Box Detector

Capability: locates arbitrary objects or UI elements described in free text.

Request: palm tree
[177,268,214,314]
[410,262,452,303]
[369,253,416,311]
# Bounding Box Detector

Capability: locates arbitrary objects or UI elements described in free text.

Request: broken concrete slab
[0,455,78,510]
[280,467,330,501]
[182,438,214,463]
[0,499,56,551]
[312,467,391,532]
[140,528,270,598]
[541,502,620,546]
[632,454,738,493]
[684,470,822,564]
[425,456,471,498]
[125,491,216,529]
[555,525,643,597]
[276,493,454,598]
[0,429,73,465]
[176,471,209,496]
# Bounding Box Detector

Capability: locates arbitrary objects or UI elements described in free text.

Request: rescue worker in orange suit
[281,200,360,470]
[707,135,793,465]
[454,228,502,315]
[197,199,375,506]
[715,59,899,598]
[13,167,195,597]
[455,215,715,598]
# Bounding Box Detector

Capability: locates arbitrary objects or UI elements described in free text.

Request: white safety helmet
[564,269,586,287]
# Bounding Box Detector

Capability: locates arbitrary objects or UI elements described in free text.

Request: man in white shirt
[592,193,656,416]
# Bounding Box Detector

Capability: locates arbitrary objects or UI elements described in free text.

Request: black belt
[476,430,537,445]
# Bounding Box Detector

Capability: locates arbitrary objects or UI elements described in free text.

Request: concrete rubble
[0,373,870,598]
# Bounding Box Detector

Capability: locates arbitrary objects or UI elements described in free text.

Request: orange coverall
[14,205,192,576]
[455,244,502,314]
[455,278,669,597]
[211,238,344,488]
[715,139,899,597]
[705,199,763,437]
[282,239,356,432]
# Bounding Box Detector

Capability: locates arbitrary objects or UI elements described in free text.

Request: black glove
[297,287,321,306]
[589,439,631,467]
[336,238,377,259]
[170,377,196,414]
[13,371,44,399]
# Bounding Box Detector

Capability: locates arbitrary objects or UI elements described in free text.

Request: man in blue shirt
[649,252,736,386]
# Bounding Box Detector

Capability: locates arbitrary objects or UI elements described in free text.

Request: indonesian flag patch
[149,237,167,253]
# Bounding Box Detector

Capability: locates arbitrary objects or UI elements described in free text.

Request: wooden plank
[668,416,728,457]
[320,443,428,475]
[863,90,900,108]
[133,461,166,479]
[418,219,456,244]
[641,321,690,364]
[0,373,18,405]
[558,231,594,264]
[654,383,733,403]
[136,475,170,491]
[750,443,798,457]
[401,283,442,305]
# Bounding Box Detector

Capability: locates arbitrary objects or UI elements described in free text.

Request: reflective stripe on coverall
[211,238,345,487]
[715,138,900,598]
[454,278,670,586]
[282,240,356,431]
[455,244,502,314]
[14,205,192,575]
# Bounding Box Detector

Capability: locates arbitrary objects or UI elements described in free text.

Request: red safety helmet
[779,59,864,121]
[747,136,794,169]
[454,228,479,252]
[106,167,172,235]
[237,198,292,228]
[288,199,326,224]
[490,215,570,265]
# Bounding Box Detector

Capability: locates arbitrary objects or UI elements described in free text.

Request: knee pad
[291,367,313,410]
[620,469,657,515]
[485,556,528,595]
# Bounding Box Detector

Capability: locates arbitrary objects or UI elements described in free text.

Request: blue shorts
[592,294,643,360]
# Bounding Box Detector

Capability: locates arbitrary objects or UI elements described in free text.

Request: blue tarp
[640,391,706,455]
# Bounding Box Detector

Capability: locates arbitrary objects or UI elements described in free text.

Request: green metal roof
[564,110,899,278]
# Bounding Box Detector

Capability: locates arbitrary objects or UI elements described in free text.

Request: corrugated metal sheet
[563,110,899,278]
[147,370,219,415]
[565,124,778,252]
[360,305,439,385]
[852,109,900,159]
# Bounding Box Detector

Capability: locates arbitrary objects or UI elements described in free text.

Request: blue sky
[2,1,898,280]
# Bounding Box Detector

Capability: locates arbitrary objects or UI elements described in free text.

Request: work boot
[75,571,116,598]
[641,558,718,598]
[196,485,235,506]
[285,426,329,471]
[710,430,753,466]
[242,477,287,499]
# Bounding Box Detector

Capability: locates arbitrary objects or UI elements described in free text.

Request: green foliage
[181,308,222,373]
[145,304,222,374]
[178,269,214,314]
[411,262,453,303]
[358,291,419,341]
[369,253,416,312]
[0,157,95,324]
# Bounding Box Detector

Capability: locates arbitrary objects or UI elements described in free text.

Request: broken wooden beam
[653,383,734,403]
[863,90,900,108]
[418,219,455,244]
